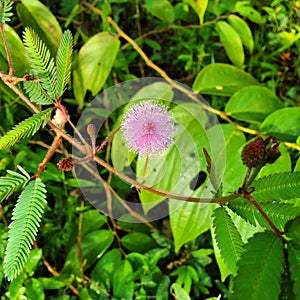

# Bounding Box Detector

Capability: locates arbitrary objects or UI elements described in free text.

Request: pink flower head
[121,101,175,157]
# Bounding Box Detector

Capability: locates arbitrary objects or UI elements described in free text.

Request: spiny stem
[243,193,284,240]
[95,126,120,154]
[34,135,62,178]
[0,23,14,77]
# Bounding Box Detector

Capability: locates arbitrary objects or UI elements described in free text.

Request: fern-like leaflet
[23,80,53,105]
[56,30,73,98]
[252,172,300,201]
[4,178,47,281]
[212,207,244,275]
[0,108,52,149]
[0,0,13,24]
[0,166,30,203]
[23,28,57,101]
[229,199,300,231]
[232,231,283,300]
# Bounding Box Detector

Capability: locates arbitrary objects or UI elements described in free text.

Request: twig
[33,135,62,178]
[32,241,79,296]
[0,24,14,77]
[104,183,127,257]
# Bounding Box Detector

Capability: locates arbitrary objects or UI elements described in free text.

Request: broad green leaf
[0,24,30,98]
[227,14,254,53]
[121,232,158,253]
[287,242,300,296]
[91,249,122,290]
[63,230,114,275]
[212,207,244,275]
[112,259,134,300]
[73,32,120,104]
[252,172,300,202]
[81,210,107,235]
[111,129,133,172]
[211,124,246,194]
[193,63,258,96]
[184,0,208,24]
[260,107,300,142]
[285,216,300,243]
[17,0,62,52]
[216,21,244,67]
[232,231,283,300]
[225,86,282,123]
[145,0,174,23]
[130,82,174,102]
[235,3,266,25]
[170,201,214,253]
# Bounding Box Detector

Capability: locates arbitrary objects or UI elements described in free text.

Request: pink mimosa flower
[121,101,175,157]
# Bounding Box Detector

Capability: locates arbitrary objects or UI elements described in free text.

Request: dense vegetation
[0,0,300,299]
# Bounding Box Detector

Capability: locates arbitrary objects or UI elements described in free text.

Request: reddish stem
[0,24,14,77]
[243,192,284,240]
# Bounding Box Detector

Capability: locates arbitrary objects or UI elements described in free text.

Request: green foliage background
[0,0,300,299]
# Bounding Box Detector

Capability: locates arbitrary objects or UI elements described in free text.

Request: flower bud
[241,137,265,168]
[58,158,74,171]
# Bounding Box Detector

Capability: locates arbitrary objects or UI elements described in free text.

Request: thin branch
[243,193,285,240]
[0,24,14,77]
[32,241,79,296]
[33,135,62,178]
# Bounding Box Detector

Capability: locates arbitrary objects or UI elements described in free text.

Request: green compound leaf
[23,81,53,105]
[23,27,57,101]
[0,0,13,23]
[212,207,244,275]
[232,231,284,300]
[56,30,73,98]
[0,167,30,203]
[0,108,52,149]
[287,242,300,297]
[252,172,300,202]
[229,199,300,231]
[4,178,47,281]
